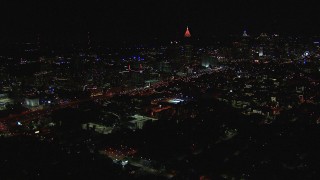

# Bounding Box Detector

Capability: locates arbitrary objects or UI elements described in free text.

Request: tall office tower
[167,40,180,68]
[259,47,264,57]
[240,30,250,59]
[88,31,92,51]
[37,34,41,50]
[183,26,193,65]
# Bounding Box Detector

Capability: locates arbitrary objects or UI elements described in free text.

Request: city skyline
[1,0,320,44]
[1,1,320,179]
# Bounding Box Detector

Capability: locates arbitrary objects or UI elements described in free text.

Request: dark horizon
[1,0,320,44]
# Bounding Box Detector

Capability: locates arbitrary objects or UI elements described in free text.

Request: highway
[0,67,220,132]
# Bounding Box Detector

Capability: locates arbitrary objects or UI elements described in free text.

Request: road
[0,67,220,131]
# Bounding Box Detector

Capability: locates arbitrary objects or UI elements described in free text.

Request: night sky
[1,0,320,43]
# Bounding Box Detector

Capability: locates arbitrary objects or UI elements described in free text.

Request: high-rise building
[259,47,264,57]
[184,26,191,38]
[243,30,248,37]
[88,31,92,52]
[183,26,193,65]
[167,41,180,67]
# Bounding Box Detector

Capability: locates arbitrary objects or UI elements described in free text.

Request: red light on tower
[184,26,191,38]
[128,64,131,71]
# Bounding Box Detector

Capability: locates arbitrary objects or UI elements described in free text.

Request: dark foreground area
[1,98,320,179]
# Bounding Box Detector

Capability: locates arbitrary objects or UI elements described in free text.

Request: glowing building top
[243,30,248,37]
[184,26,191,38]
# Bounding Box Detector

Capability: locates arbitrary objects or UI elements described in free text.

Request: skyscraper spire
[184,26,191,38]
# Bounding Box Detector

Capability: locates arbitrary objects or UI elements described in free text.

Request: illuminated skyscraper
[183,26,193,65]
[259,47,264,57]
[243,30,248,37]
[167,41,180,67]
[184,26,191,38]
